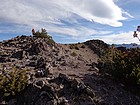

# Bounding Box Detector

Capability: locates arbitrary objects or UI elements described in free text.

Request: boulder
[34,80,45,89]
[29,43,42,55]
[36,57,46,68]
[35,70,44,78]
[0,57,11,63]
[11,50,26,59]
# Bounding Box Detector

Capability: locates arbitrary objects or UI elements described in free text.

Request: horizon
[0,0,140,44]
[1,34,140,46]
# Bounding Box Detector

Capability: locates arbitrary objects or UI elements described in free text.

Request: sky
[0,0,140,44]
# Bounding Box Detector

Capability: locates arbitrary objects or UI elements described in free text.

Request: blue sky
[0,0,140,44]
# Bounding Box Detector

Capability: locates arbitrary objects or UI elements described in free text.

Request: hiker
[32,28,35,35]
[137,26,140,32]
[133,26,140,41]
[133,31,138,38]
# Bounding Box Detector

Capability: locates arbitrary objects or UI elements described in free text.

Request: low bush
[99,47,140,87]
[0,65,28,97]
[33,28,55,45]
[71,52,78,57]
[81,45,85,49]
[69,44,79,50]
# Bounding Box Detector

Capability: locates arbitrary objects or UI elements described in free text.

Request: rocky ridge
[0,35,140,105]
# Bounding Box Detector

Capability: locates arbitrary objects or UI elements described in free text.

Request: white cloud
[122,11,134,18]
[0,0,132,27]
[45,25,112,37]
[93,31,140,44]
[0,0,134,44]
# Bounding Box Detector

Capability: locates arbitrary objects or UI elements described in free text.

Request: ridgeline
[0,32,140,105]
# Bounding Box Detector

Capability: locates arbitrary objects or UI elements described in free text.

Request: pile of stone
[84,40,109,56]
[7,73,96,105]
[0,35,140,105]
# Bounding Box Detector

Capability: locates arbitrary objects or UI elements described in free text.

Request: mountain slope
[0,35,140,105]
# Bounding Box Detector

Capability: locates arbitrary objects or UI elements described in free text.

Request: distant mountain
[114,43,140,49]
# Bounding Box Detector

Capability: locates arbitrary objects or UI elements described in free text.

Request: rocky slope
[0,35,140,105]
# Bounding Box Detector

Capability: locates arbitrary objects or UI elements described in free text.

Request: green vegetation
[69,44,79,50]
[99,47,140,88]
[33,28,51,38]
[71,52,78,57]
[33,28,55,45]
[0,65,28,97]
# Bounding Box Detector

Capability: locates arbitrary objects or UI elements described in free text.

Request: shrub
[33,28,55,45]
[112,49,140,85]
[99,47,140,87]
[0,65,28,97]
[81,45,85,49]
[69,44,79,50]
[71,52,78,57]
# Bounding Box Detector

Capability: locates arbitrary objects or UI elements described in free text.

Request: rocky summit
[0,35,140,105]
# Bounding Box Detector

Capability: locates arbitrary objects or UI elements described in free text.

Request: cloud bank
[0,0,131,26]
[93,31,140,44]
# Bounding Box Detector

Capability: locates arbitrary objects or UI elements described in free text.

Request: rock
[71,79,79,89]
[36,57,46,68]
[61,61,67,66]
[34,80,45,89]
[58,73,70,83]
[78,83,86,90]
[35,64,53,78]
[11,50,26,59]
[42,84,58,99]
[4,73,99,105]
[8,99,17,105]
[58,97,69,105]
[77,55,84,61]
[91,62,98,68]
[47,66,53,75]
[85,87,95,98]
[56,57,62,61]
[27,61,36,67]
[84,40,109,56]
[30,55,38,60]
[14,63,25,69]
[46,99,57,105]
[35,70,44,77]
[0,57,11,63]
[52,61,59,67]
[44,63,53,75]
[0,101,7,105]
[29,43,42,55]
[39,91,47,97]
